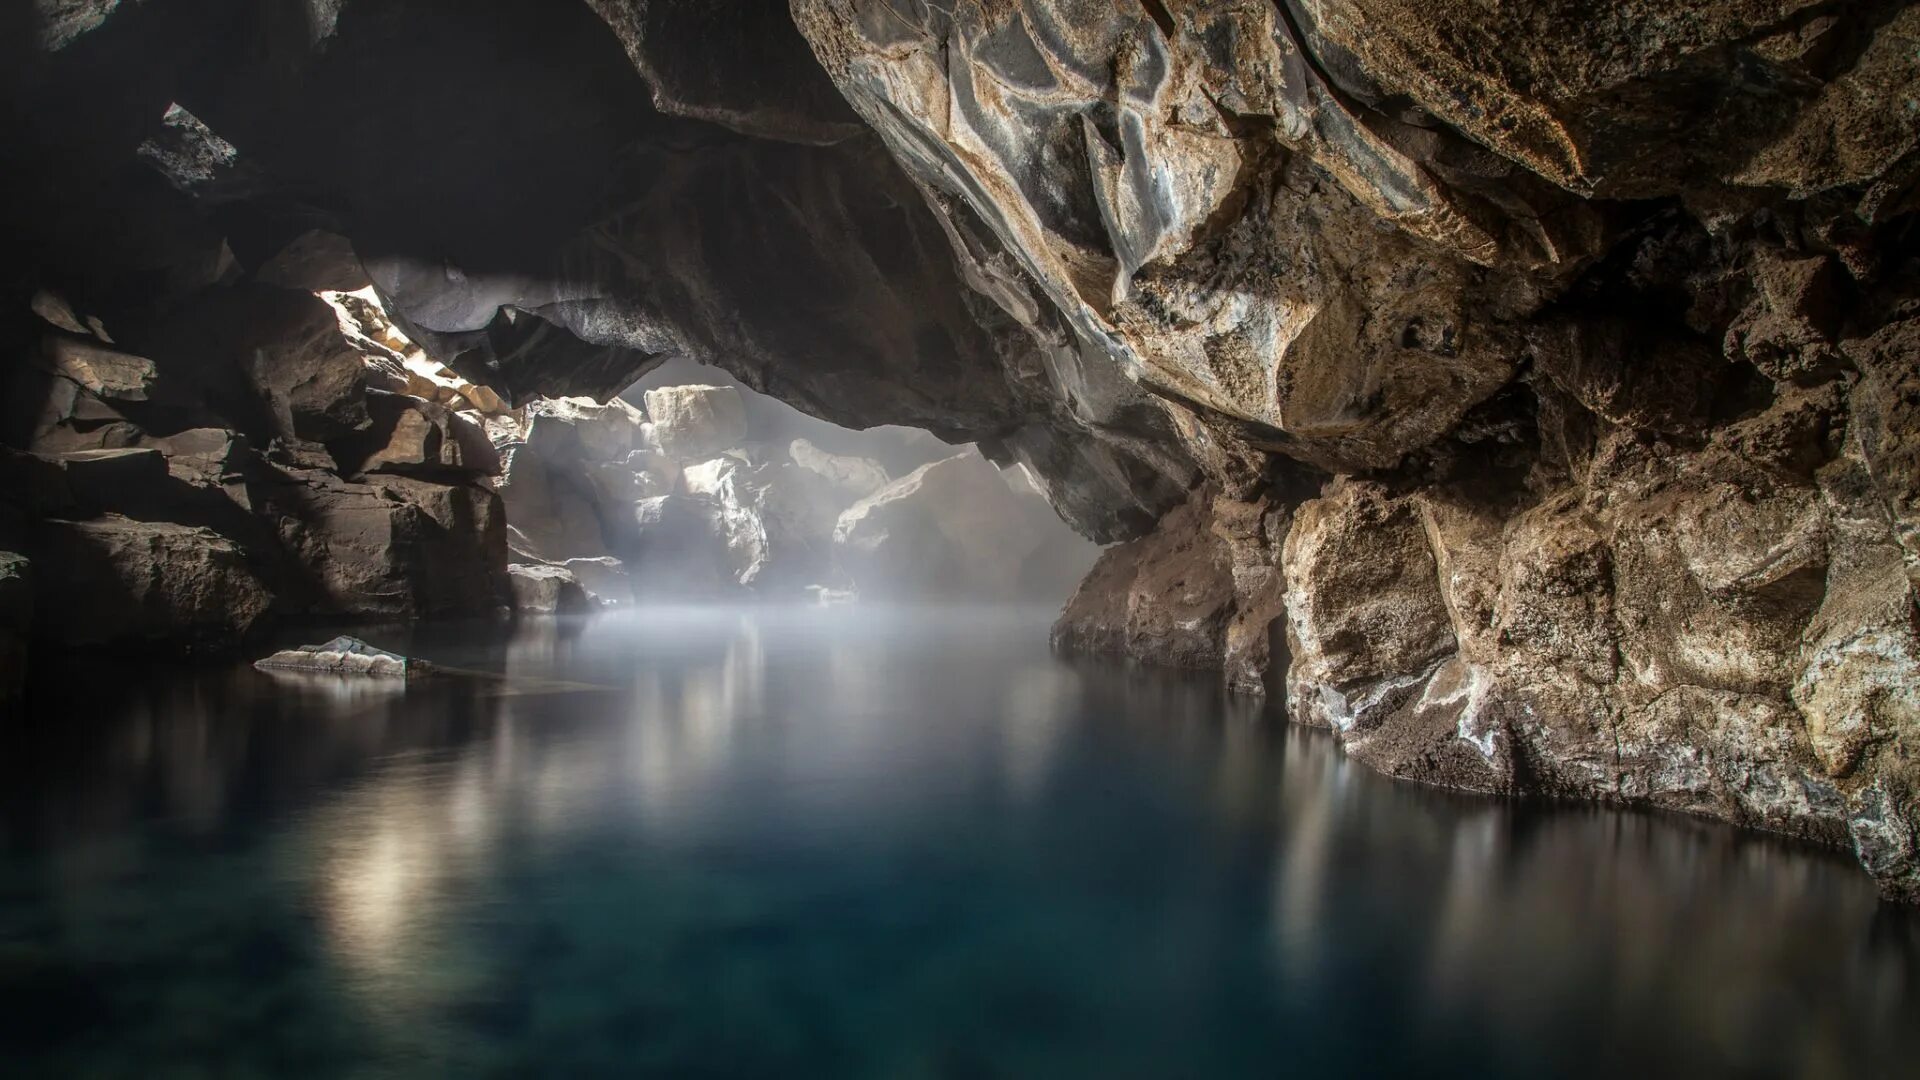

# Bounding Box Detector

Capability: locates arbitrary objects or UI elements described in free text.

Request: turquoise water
[1,607,1914,1078]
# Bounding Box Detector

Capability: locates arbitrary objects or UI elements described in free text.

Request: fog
[490,354,1102,609]
[8,609,1914,1076]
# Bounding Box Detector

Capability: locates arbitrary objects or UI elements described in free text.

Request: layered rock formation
[5,1,1916,896]
[0,285,512,665]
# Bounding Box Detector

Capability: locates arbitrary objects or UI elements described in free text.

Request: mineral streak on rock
[254,636,427,678]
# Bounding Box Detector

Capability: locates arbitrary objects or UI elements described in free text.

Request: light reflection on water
[0,606,1914,1078]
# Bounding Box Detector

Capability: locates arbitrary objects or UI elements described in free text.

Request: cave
[3,1,1918,1073]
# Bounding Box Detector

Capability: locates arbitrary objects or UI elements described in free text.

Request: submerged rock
[254,636,426,678]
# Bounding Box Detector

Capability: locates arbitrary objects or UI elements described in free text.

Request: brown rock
[30,514,273,650]
[352,390,501,478]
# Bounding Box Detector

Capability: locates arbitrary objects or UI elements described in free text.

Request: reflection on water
[0,607,1914,1078]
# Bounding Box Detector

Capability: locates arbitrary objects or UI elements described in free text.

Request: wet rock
[508,563,594,614]
[0,549,28,696]
[30,514,273,650]
[643,384,746,461]
[1053,490,1238,672]
[262,470,509,619]
[255,635,426,678]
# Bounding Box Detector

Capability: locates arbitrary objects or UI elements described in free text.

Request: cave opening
[2,0,1918,1073]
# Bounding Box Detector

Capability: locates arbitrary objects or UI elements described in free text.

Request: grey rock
[561,556,633,607]
[643,384,747,462]
[255,635,426,678]
[834,451,1052,600]
[508,563,594,614]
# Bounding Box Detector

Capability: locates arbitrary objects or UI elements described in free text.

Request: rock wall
[786,0,1920,899]
[0,285,512,677]
[4,1,1917,897]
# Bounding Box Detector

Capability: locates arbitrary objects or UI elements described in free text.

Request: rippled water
[0,607,1914,1078]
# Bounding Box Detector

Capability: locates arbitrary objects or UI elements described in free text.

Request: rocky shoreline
[4,1,1916,899]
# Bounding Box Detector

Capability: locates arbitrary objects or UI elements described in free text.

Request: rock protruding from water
[254,636,426,678]
[507,564,593,614]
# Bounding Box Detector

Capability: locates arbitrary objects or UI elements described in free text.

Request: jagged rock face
[5,1,1918,897]
[782,0,1920,899]
[643,384,747,461]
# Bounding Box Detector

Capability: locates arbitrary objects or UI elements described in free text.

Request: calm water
[0,607,1914,1078]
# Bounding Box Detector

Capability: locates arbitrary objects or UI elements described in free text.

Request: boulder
[624,494,738,599]
[30,515,273,650]
[525,396,646,462]
[139,285,376,443]
[560,556,633,606]
[494,446,611,562]
[34,336,156,402]
[508,563,594,614]
[255,636,426,678]
[255,230,369,293]
[678,456,840,594]
[351,390,501,478]
[789,438,888,500]
[1053,488,1282,688]
[262,470,509,619]
[643,384,747,460]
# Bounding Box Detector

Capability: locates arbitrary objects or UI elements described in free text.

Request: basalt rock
[254,635,426,678]
[6,0,1920,898]
[261,468,510,620]
[507,563,595,615]
[30,514,273,651]
[349,390,501,479]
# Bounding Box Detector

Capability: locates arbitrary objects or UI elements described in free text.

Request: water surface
[1,607,1914,1077]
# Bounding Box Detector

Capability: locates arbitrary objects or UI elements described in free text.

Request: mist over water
[1,607,1914,1077]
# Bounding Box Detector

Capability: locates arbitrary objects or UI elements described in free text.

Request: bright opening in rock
[319,286,1099,611]
[3,1,1918,1071]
